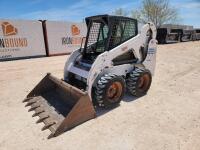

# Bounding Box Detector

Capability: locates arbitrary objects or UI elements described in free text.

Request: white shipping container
[0,19,46,61]
[45,21,87,56]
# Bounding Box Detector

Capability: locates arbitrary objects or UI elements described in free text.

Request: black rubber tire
[126,67,152,97]
[93,74,125,108]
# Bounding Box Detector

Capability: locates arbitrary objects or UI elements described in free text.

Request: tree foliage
[132,0,179,28]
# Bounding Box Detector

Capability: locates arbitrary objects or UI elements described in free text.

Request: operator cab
[81,15,138,63]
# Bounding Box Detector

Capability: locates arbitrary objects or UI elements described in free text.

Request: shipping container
[0,19,46,61]
[43,21,87,56]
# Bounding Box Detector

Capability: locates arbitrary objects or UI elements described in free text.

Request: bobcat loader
[23,15,157,138]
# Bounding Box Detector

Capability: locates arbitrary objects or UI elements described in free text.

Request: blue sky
[0,0,199,27]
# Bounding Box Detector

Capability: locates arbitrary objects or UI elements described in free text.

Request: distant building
[160,24,193,30]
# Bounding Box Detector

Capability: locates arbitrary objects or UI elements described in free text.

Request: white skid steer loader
[23,15,157,138]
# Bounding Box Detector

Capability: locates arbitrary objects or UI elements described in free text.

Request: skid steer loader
[23,15,157,138]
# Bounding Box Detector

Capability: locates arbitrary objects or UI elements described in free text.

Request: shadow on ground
[95,93,141,117]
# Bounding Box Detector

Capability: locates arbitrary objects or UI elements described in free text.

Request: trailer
[181,29,194,42]
[192,29,200,41]
[156,28,182,44]
[156,24,200,44]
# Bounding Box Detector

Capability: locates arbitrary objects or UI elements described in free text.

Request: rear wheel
[126,68,152,97]
[93,74,125,108]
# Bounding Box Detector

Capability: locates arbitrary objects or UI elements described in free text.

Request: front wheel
[93,74,125,108]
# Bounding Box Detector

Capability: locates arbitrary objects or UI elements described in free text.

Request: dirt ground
[0,41,200,150]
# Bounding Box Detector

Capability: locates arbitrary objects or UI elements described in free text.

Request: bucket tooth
[28,102,41,112]
[28,106,40,112]
[25,101,36,107]
[42,122,56,131]
[36,115,49,123]
[47,133,55,139]
[25,98,39,107]
[23,97,33,103]
[32,110,45,117]
[32,107,45,115]
[28,105,40,112]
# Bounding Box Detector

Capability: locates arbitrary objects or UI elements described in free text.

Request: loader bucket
[23,73,96,138]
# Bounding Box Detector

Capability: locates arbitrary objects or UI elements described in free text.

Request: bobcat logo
[71,25,80,36]
[1,22,18,36]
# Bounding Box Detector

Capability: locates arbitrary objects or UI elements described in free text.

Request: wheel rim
[106,81,123,103]
[138,74,150,91]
